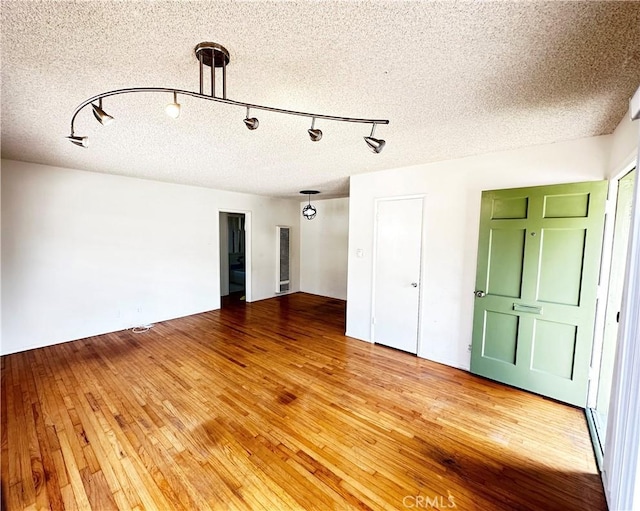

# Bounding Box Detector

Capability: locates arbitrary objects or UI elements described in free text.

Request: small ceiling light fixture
[243,107,259,130]
[91,98,114,126]
[67,42,388,149]
[165,91,181,119]
[364,124,386,153]
[301,190,320,220]
[307,118,322,142]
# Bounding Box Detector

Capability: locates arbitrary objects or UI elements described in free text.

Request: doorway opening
[588,167,636,465]
[220,212,249,307]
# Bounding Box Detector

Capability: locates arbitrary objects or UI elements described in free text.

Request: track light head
[308,128,322,142]
[364,136,386,153]
[165,91,181,119]
[243,107,259,130]
[308,118,322,142]
[364,124,385,153]
[244,107,260,131]
[244,117,259,130]
[91,100,114,126]
[66,135,88,148]
[166,102,181,119]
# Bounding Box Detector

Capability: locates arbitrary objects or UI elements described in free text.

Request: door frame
[370,195,426,353]
[587,160,636,408]
[601,102,640,510]
[218,209,252,303]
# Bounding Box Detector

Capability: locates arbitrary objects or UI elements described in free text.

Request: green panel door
[471,181,608,407]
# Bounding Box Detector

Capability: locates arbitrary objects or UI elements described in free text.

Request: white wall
[608,106,639,178]
[300,197,349,300]
[346,135,611,369]
[1,159,300,355]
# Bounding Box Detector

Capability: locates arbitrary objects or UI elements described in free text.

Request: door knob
[411,282,418,288]
[474,290,486,298]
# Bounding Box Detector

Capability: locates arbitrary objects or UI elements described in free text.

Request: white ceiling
[2,1,639,198]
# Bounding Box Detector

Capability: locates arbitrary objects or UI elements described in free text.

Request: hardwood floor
[1,293,605,510]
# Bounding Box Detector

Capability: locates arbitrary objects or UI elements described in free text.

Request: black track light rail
[69,87,389,136]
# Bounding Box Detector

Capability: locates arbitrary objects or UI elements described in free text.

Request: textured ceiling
[2,1,639,198]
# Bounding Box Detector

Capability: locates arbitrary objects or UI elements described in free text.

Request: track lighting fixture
[300,190,319,220]
[307,118,322,142]
[165,91,181,119]
[91,98,114,126]
[243,107,259,130]
[364,124,386,153]
[67,42,388,150]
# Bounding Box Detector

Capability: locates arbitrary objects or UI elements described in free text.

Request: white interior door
[373,197,423,353]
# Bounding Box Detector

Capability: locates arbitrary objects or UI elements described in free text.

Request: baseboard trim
[585,407,604,471]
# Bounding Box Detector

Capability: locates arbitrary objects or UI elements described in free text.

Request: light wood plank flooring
[1,293,605,510]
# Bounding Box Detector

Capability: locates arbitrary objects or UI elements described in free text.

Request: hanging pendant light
[300,190,320,220]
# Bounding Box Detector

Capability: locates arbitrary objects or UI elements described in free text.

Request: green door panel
[482,311,519,364]
[491,196,529,219]
[543,192,591,218]
[487,229,526,298]
[537,228,586,306]
[531,320,577,379]
[471,180,608,407]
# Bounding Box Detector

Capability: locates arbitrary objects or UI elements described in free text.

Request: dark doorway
[220,212,246,307]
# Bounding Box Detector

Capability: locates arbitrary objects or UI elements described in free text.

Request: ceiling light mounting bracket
[195,42,230,68]
[196,42,230,98]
